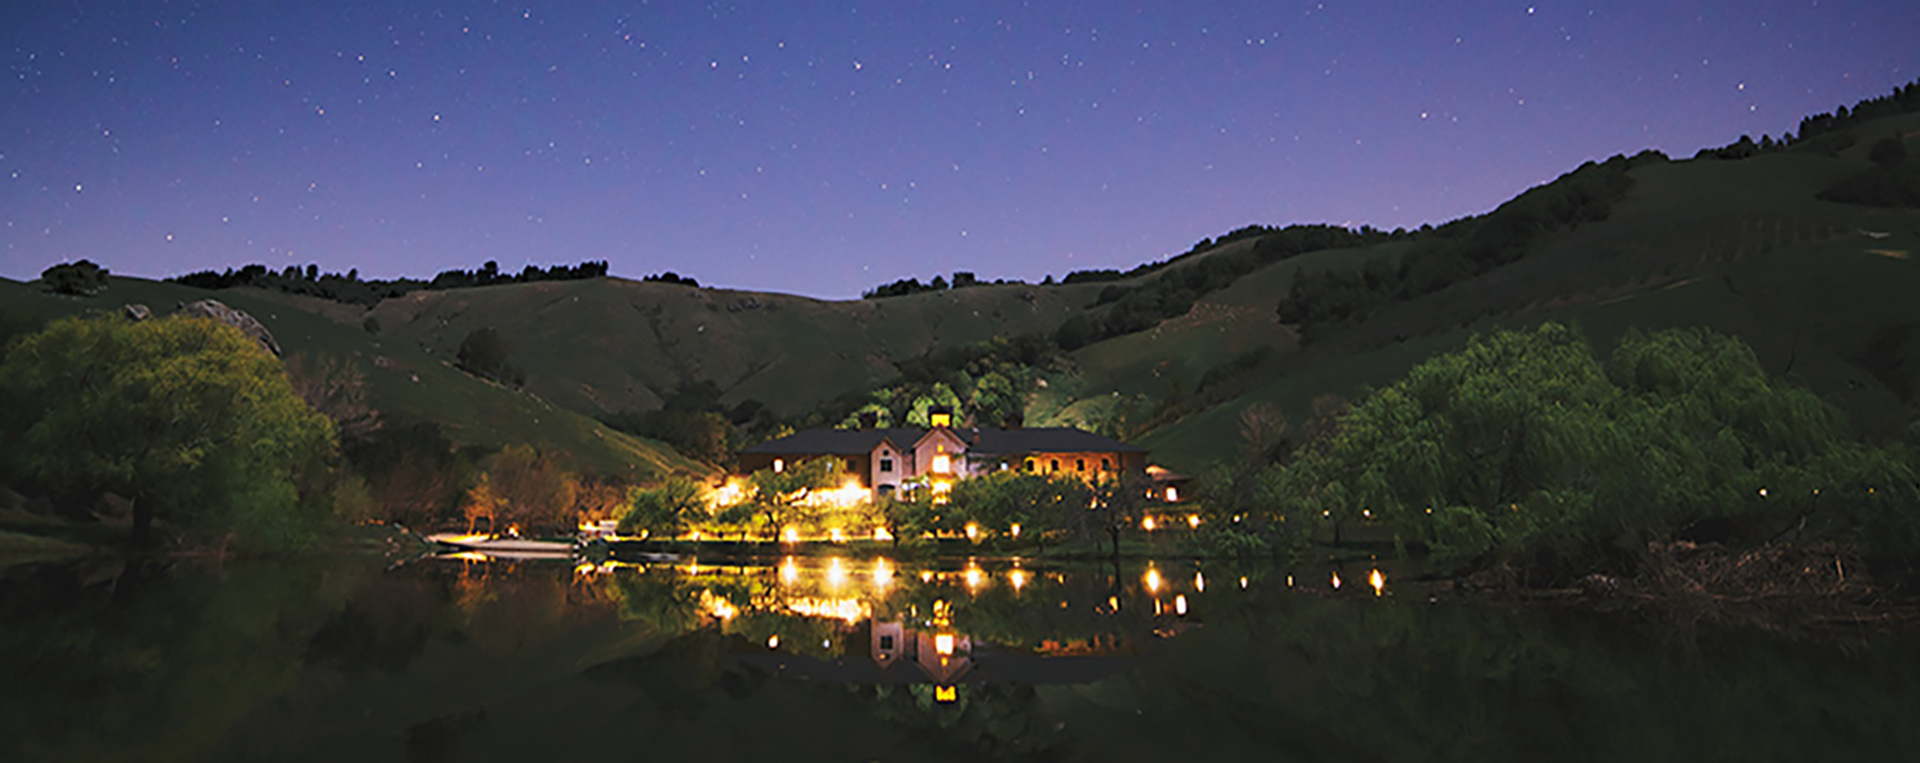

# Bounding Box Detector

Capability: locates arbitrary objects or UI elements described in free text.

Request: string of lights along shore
[4,1,1915,298]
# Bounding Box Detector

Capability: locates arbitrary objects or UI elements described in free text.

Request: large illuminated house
[736,407,1149,501]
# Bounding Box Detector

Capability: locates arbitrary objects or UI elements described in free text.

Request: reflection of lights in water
[700,590,737,620]
[1370,568,1386,596]
[826,557,847,587]
[1243,576,1251,589]
[1009,568,1028,591]
[873,558,894,588]
[1187,514,1201,528]
[965,523,980,540]
[1195,571,1206,592]
[786,597,869,623]
[965,565,985,591]
[1142,516,1157,531]
[921,570,934,583]
[1010,522,1021,538]
[1154,599,1163,616]
[829,528,845,543]
[1175,594,1188,616]
[781,557,799,585]
[782,527,800,543]
[935,633,955,655]
[690,530,703,541]
[873,526,893,542]
[935,685,958,703]
[1144,568,1162,593]
[1331,572,1342,589]
[1108,595,1120,611]
[767,634,780,649]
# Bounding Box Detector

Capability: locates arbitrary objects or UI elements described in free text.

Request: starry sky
[4,2,1917,299]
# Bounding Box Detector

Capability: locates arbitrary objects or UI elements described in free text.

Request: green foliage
[946,471,1092,548]
[620,476,707,538]
[1255,323,1920,578]
[745,456,844,537]
[462,444,578,533]
[455,327,525,387]
[1278,152,1663,341]
[39,260,110,296]
[0,315,337,550]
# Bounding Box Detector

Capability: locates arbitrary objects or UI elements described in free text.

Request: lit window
[932,454,951,473]
[773,458,784,473]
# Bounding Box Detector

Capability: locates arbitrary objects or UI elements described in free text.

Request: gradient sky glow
[4,1,1917,298]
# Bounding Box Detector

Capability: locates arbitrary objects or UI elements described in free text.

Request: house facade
[736,410,1149,501]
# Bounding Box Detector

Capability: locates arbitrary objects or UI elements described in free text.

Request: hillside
[0,277,706,481]
[1129,111,1920,470]
[8,96,1916,480]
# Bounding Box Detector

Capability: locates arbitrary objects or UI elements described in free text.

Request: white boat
[426,533,578,554]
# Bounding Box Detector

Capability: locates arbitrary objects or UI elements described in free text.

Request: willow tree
[1262,323,1917,576]
[0,315,337,548]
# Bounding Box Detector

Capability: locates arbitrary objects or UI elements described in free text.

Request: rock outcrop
[174,299,282,357]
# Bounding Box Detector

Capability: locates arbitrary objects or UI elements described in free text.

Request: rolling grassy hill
[0,277,706,480]
[7,99,1916,481]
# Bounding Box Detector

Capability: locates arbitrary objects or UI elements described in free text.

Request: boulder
[174,299,282,356]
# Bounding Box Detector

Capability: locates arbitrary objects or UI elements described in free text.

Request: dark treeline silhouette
[861,270,1015,299]
[1277,150,1664,343]
[642,271,700,287]
[1695,78,1920,161]
[1819,134,1920,208]
[167,259,611,306]
[1055,223,1395,349]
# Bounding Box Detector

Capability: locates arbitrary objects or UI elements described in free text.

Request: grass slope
[0,277,704,480]
[1132,115,1920,470]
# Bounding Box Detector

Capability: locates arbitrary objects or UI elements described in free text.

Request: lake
[3,550,1916,762]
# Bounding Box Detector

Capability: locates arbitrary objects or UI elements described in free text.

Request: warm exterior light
[930,411,952,428]
[773,458,784,473]
[1195,572,1206,592]
[935,633,955,655]
[1758,487,1768,498]
[873,558,894,587]
[1142,516,1157,531]
[1331,572,1342,589]
[1175,594,1188,616]
[767,634,780,649]
[873,525,893,541]
[935,685,958,703]
[1186,514,1200,528]
[1167,486,1179,502]
[1369,568,1386,597]
[1144,568,1162,593]
[965,566,985,590]
[1010,522,1021,538]
[829,528,845,543]
[1009,569,1028,590]
[782,527,800,543]
[965,522,980,540]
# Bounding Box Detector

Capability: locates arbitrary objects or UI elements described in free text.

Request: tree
[1869,136,1909,169]
[456,327,524,387]
[620,477,707,538]
[468,444,577,533]
[0,315,336,548]
[40,260,110,296]
[746,457,843,539]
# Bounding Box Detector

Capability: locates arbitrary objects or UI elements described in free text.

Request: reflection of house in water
[870,617,973,684]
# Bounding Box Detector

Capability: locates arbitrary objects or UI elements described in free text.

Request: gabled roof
[740,426,1142,456]
[965,427,1145,455]
[738,428,921,455]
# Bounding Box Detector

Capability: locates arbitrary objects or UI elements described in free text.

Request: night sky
[4,2,1916,299]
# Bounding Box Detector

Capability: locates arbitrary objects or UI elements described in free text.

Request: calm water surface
[3,550,1916,762]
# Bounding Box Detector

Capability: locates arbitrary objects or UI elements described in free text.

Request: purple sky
[4,2,1916,299]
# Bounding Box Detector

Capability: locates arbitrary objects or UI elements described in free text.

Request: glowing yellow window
[931,453,951,473]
